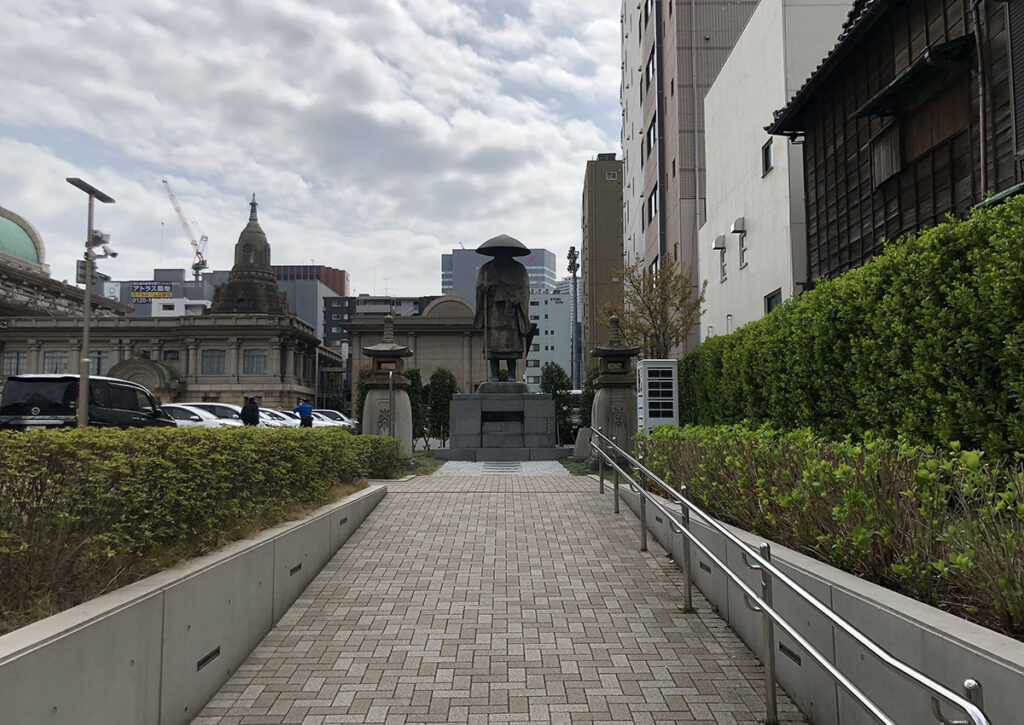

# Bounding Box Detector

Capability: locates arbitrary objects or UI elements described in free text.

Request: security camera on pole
[66,178,116,429]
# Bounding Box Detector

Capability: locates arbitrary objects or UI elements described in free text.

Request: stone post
[590,316,640,456]
[361,316,414,459]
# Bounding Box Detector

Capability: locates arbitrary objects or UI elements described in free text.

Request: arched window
[242,244,254,264]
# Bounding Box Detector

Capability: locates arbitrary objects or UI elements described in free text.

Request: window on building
[765,288,783,313]
[646,115,658,155]
[89,351,109,376]
[647,183,659,222]
[672,158,676,177]
[645,51,656,90]
[2,351,25,376]
[531,344,539,352]
[605,171,618,180]
[739,234,748,269]
[527,360,540,368]
[871,123,900,187]
[762,139,774,176]
[243,350,268,376]
[527,375,540,384]
[43,351,67,374]
[530,314,539,321]
[202,349,226,375]
[242,244,254,264]
[530,300,539,306]
[160,303,175,311]
[720,250,727,282]
[163,350,179,361]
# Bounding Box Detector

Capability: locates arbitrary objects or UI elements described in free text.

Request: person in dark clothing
[240,396,260,426]
[293,398,314,427]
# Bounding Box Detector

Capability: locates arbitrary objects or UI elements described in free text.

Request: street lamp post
[66,178,115,428]
[567,246,580,389]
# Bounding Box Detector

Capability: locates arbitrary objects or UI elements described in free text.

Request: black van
[0,374,175,431]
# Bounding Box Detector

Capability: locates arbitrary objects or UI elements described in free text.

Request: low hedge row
[636,425,1024,638]
[677,196,1024,459]
[0,426,401,634]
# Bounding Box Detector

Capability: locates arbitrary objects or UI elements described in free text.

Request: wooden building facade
[769,0,1024,281]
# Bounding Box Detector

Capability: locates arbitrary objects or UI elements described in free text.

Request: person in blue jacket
[293,398,314,427]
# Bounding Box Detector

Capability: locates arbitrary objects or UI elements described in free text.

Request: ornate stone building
[0,199,339,408]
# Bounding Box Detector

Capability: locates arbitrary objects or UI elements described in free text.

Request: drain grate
[481,462,523,475]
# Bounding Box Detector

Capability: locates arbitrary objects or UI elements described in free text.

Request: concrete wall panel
[0,593,164,725]
[160,543,275,725]
[273,512,333,622]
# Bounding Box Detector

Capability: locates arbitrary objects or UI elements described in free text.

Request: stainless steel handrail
[589,427,991,725]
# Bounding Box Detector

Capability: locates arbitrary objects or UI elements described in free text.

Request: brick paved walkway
[194,470,806,724]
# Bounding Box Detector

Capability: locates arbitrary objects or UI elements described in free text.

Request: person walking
[293,398,314,427]
[240,396,260,426]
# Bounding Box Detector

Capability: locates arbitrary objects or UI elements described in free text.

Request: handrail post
[612,436,618,490]
[681,485,692,613]
[614,463,621,514]
[597,428,605,494]
[761,542,779,725]
[639,491,648,552]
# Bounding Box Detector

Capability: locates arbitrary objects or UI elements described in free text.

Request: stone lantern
[361,316,414,459]
[591,315,640,454]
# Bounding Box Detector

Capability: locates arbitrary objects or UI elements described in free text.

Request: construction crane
[162,178,209,281]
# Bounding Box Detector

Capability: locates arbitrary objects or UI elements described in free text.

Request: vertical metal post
[681,486,692,613]
[612,436,618,489]
[760,542,778,725]
[77,196,95,429]
[639,494,648,552]
[614,467,620,514]
[597,428,605,494]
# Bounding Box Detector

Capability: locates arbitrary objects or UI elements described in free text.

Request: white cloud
[0,0,622,296]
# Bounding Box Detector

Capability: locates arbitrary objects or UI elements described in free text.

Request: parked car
[181,401,287,428]
[277,409,333,427]
[313,409,357,428]
[0,374,175,430]
[261,408,299,427]
[163,403,243,428]
[311,411,347,427]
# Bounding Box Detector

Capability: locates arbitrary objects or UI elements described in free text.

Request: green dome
[0,210,41,264]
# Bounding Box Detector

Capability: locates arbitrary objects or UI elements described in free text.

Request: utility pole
[567,246,580,389]
[66,178,116,428]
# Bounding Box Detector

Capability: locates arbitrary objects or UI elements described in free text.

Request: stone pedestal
[363,388,413,458]
[437,391,563,461]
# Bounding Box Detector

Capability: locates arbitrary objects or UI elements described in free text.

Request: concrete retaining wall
[0,484,387,725]
[611,483,1022,725]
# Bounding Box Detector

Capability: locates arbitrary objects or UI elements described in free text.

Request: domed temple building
[0,198,340,408]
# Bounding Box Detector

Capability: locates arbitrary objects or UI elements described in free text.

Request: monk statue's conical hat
[476,234,530,257]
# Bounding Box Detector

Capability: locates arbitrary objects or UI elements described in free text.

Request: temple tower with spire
[208,195,290,315]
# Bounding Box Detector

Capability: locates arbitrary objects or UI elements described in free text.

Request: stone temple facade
[0,199,339,408]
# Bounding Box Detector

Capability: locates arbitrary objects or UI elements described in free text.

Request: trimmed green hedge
[637,425,1024,637]
[0,426,401,634]
[679,197,1024,458]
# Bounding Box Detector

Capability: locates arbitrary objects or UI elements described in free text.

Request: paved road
[194,464,805,724]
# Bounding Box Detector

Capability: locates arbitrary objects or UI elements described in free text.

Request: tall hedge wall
[679,196,1024,458]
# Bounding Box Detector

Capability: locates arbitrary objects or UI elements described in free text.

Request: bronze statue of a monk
[473,235,537,381]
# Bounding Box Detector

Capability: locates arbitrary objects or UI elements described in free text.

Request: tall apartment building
[698,0,849,340]
[525,286,575,393]
[620,0,758,351]
[441,247,557,307]
[581,154,624,372]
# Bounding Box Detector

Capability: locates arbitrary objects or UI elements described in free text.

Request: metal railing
[589,427,991,725]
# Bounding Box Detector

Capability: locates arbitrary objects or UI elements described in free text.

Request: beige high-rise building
[621,0,758,354]
[581,153,624,372]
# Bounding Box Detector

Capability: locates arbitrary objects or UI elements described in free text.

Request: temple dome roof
[0,207,45,266]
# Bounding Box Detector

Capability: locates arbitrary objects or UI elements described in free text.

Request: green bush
[678,197,1024,459]
[637,425,1024,637]
[0,426,401,634]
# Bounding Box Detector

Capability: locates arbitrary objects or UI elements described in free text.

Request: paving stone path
[194,467,806,724]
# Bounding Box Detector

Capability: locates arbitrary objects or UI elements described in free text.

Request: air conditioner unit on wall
[712,235,726,250]
[731,217,746,234]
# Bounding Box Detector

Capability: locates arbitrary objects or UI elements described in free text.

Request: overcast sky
[0,0,622,297]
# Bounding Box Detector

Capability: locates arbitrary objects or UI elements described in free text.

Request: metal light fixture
[66,177,116,428]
